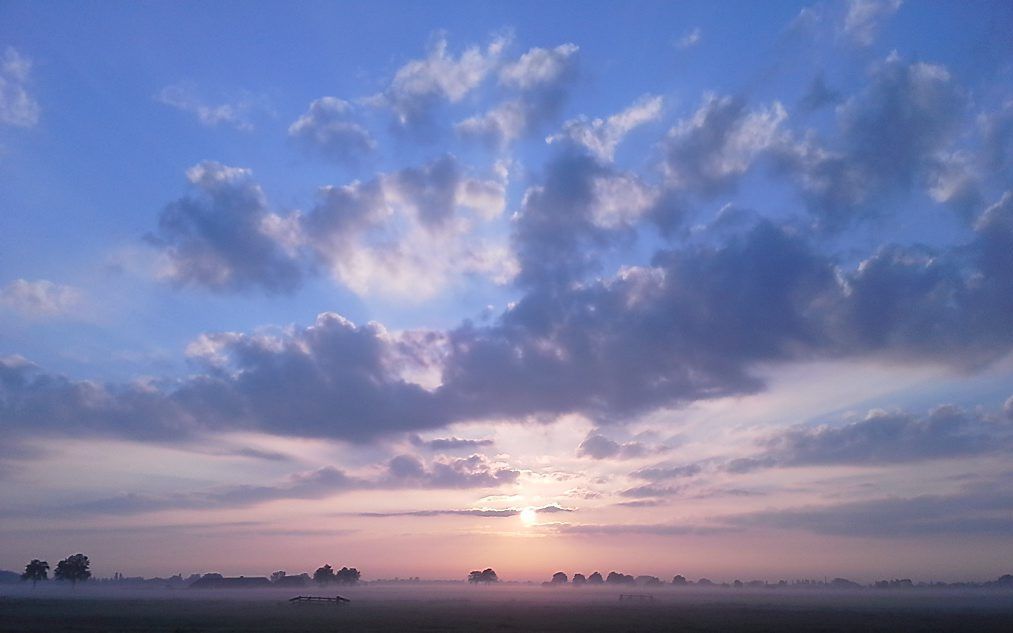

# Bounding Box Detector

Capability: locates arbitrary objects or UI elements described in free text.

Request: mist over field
[2,582,1013,632]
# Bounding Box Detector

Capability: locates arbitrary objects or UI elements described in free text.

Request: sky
[1,0,1012,583]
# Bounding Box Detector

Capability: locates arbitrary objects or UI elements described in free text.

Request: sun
[519,507,538,526]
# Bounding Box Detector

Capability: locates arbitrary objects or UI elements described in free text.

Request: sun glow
[519,507,537,526]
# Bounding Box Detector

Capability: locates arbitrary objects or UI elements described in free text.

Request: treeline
[16,554,361,589]
[470,569,1013,590]
[19,554,91,587]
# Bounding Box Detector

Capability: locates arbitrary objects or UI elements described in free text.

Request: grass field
[2,585,1012,632]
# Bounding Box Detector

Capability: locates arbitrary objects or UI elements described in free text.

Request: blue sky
[2,1,1013,581]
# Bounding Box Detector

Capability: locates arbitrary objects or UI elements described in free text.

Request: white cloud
[0,47,39,127]
[0,279,82,318]
[843,0,902,46]
[303,157,516,300]
[155,83,262,131]
[379,33,511,130]
[677,27,702,49]
[288,97,375,163]
[499,43,578,90]
[456,43,580,148]
[547,94,663,162]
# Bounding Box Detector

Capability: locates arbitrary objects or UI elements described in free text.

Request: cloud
[288,97,375,163]
[0,279,82,318]
[509,151,654,289]
[146,156,511,298]
[726,480,1013,537]
[632,463,703,481]
[303,155,513,299]
[782,54,965,230]
[547,94,663,162]
[557,522,730,536]
[155,83,262,131]
[799,72,841,111]
[843,0,903,46]
[456,43,579,147]
[384,453,520,489]
[53,453,523,516]
[358,503,572,518]
[11,184,1013,445]
[1,313,445,442]
[147,161,304,294]
[576,431,648,460]
[378,32,510,134]
[409,434,494,451]
[663,94,788,195]
[676,27,702,49]
[0,47,39,127]
[619,483,682,498]
[440,220,837,424]
[726,401,1013,473]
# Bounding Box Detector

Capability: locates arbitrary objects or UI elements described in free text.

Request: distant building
[189,573,271,589]
[274,574,311,587]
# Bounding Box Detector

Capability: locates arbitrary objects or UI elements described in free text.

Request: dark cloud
[799,72,841,111]
[146,162,304,294]
[632,463,703,481]
[509,151,632,289]
[576,432,648,460]
[62,466,361,515]
[1,314,446,442]
[619,483,682,498]
[9,187,1013,444]
[783,54,966,230]
[383,453,520,489]
[288,97,375,164]
[727,400,1013,473]
[46,453,520,516]
[409,434,494,451]
[726,481,1013,537]
[387,155,462,228]
[440,220,836,424]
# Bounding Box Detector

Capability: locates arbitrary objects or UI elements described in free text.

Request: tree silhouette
[21,559,49,588]
[551,571,568,584]
[270,571,286,583]
[335,567,360,585]
[587,571,604,584]
[572,573,587,586]
[313,564,335,585]
[672,574,687,586]
[468,568,499,583]
[606,571,634,584]
[54,554,91,586]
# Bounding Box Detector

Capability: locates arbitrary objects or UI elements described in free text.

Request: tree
[335,567,360,585]
[587,571,604,585]
[551,572,568,584]
[313,564,335,585]
[54,554,91,586]
[270,571,286,583]
[572,573,587,586]
[21,559,49,588]
[672,574,687,586]
[606,571,634,584]
[468,568,498,583]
